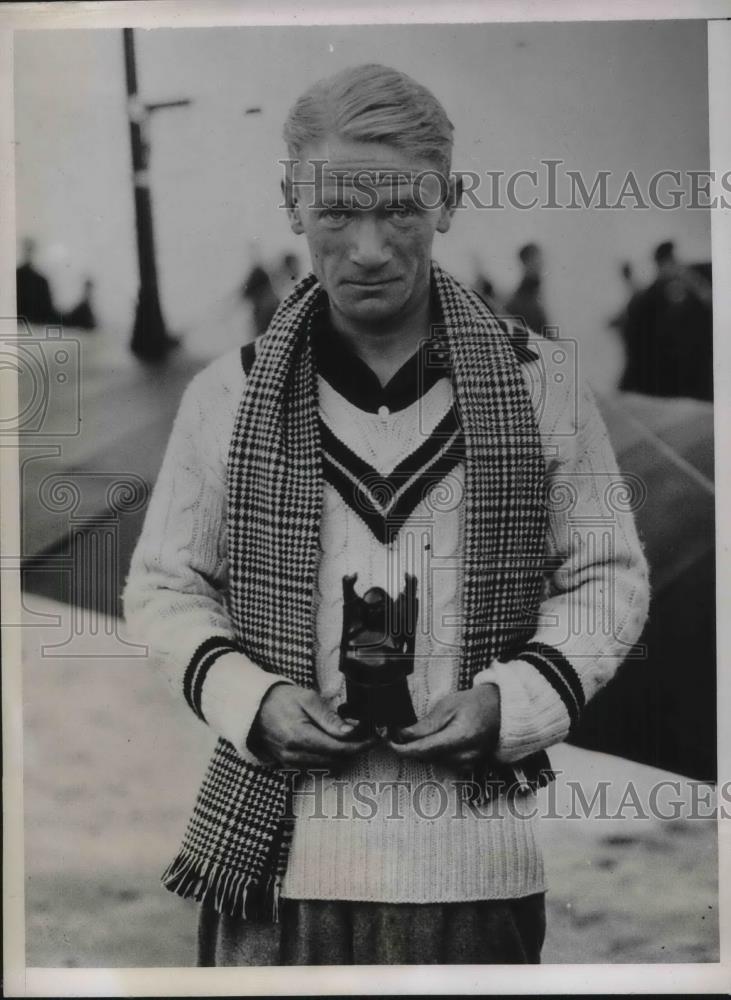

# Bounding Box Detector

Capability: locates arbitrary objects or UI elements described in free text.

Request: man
[123,64,649,966]
[505,242,549,336]
[16,236,61,326]
[240,262,280,338]
[63,277,97,331]
[621,240,713,400]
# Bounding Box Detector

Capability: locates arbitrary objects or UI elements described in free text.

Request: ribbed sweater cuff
[473,655,576,764]
[198,649,293,763]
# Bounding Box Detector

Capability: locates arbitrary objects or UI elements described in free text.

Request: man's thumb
[308,698,356,736]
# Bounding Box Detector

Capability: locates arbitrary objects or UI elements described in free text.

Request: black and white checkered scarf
[162,262,553,921]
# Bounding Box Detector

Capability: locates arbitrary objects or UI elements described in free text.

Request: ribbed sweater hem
[280,883,547,904]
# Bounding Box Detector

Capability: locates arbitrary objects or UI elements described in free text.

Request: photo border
[1,1,729,995]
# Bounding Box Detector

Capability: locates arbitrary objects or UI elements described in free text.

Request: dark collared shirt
[311,308,452,415]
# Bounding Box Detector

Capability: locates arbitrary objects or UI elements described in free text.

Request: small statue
[338,573,418,736]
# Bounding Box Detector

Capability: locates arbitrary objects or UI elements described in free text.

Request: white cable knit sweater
[123,329,649,904]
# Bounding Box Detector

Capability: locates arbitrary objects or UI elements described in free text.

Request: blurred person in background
[608,261,640,388]
[240,261,280,338]
[124,63,649,967]
[608,261,639,337]
[63,277,97,331]
[471,253,501,313]
[620,241,712,400]
[16,236,61,326]
[504,242,549,335]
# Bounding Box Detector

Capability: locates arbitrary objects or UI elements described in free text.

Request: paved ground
[17,324,203,556]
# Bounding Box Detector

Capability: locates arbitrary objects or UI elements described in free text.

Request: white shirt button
[378,405,390,419]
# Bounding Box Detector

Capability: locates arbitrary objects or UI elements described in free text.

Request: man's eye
[322,209,352,223]
[387,205,417,220]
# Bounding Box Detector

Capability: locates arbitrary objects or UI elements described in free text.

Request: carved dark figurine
[338,573,418,735]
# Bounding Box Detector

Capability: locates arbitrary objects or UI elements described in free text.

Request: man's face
[287,135,454,330]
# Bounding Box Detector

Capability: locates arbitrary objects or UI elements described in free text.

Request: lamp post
[122,28,190,361]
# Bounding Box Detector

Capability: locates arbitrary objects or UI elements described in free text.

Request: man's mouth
[345,278,398,287]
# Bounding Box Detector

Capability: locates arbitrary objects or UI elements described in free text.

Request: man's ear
[282,178,305,235]
[436,176,458,234]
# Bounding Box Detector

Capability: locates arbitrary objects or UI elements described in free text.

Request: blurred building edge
[570,391,715,783]
[617,243,713,402]
[16,237,62,326]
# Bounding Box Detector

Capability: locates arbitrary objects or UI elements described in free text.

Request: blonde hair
[283,64,454,177]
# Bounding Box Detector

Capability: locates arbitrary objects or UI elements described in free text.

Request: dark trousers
[197,894,546,966]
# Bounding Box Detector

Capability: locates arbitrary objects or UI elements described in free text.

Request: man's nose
[349,217,392,268]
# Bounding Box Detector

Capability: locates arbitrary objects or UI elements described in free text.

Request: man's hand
[387,684,501,768]
[248,683,375,768]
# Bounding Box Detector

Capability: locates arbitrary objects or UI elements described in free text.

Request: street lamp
[122,28,190,361]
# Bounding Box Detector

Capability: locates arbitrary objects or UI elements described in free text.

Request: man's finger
[387,725,459,759]
[390,709,451,743]
[277,732,376,767]
[299,726,374,757]
[301,697,359,739]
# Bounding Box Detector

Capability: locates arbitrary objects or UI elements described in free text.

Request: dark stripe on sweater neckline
[320,408,466,544]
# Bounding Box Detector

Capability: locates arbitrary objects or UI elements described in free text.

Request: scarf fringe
[161,848,283,922]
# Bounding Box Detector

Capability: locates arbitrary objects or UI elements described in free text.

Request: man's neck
[327,298,432,388]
